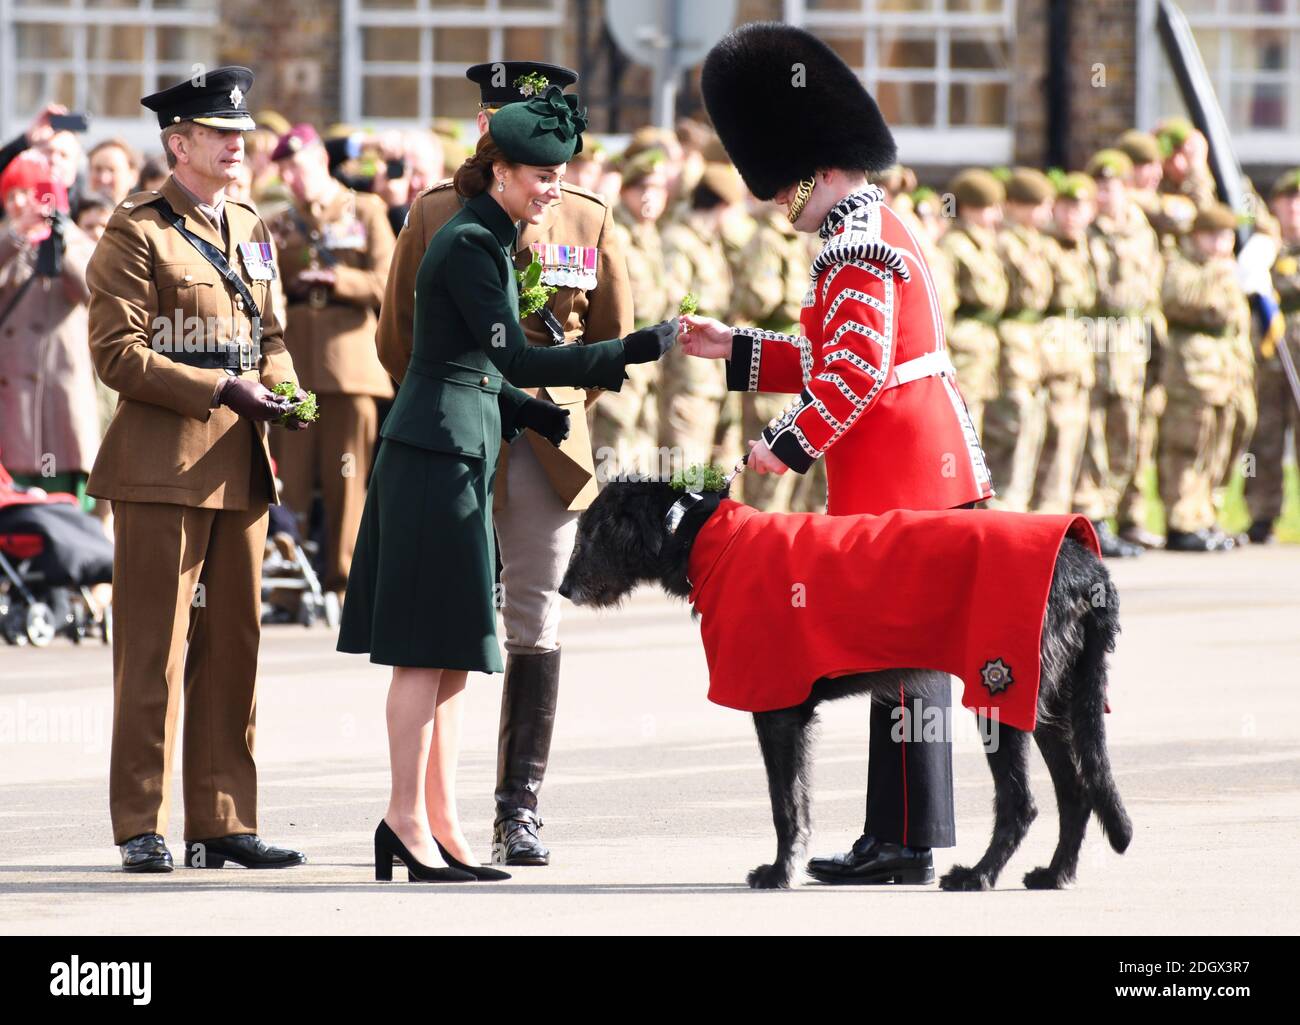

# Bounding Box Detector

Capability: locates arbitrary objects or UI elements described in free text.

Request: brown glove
[218,376,289,421]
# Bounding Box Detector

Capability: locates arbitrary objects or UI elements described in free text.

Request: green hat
[1270,168,1300,198]
[1055,171,1097,201]
[1156,117,1195,159]
[1004,167,1055,204]
[1116,129,1161,165]
[1192,202,1239,233]
[1085,148,1133,181]
[620,147,667,188]
[948,168,1004,208]
[488,86,588,165]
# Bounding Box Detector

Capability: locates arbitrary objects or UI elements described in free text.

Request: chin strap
[787,177,816,224]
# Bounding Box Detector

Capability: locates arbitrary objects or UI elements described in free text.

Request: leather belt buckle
[237,340,257,372]
[309,287,328,310]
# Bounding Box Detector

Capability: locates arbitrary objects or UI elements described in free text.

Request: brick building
[1,0,1295,182]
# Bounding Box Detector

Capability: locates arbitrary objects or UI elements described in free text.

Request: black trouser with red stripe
[864,671,956,848]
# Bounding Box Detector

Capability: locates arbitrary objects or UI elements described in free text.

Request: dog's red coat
[686,500,1101,731]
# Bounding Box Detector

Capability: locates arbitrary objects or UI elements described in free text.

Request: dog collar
[664,491,704,536]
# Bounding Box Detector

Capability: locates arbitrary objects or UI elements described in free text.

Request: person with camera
[0,152,100,511]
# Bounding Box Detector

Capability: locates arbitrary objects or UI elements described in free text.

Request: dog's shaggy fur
[559,480,1133,890]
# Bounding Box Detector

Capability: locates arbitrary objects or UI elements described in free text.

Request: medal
[237,241,277,280]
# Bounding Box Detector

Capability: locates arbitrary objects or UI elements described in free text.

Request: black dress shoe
[492,809,549,866]
[184,834,306,869]
[1093,520,1143,558]
[1247,519,1275,544]
[806,834,934,885]
[120,833,173,873]
[1166,527,1234,552]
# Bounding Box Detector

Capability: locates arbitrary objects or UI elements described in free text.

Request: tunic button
[183,274,193,282]
[480,376,489,386]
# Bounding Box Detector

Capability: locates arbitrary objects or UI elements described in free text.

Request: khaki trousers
[272,393,378,592]
[1158,394,1225,533]
[1246,358,1298,522]
[109,499,269,844]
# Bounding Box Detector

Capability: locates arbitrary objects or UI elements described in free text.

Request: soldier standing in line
[1032,172,1099,516]
[911,185,959,332]
[373,61,634,867]
[660,162,742,467]
[987,167,1056,513]
[940,169,1008,437]
[1076,149,1158,557]
[594,147,672,474]
[87,68,309,873]
[265,124,395,603]
[1157,118,1218,210]
[1158,203,1251,552]
[1246,170,1300,543]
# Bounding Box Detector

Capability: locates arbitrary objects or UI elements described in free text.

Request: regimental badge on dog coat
[686,500,1101,731]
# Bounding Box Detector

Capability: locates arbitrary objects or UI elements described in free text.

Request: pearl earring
[497,180,505,193]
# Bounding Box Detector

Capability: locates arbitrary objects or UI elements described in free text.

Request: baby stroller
[0,459,113,647]
[260,463,337,628]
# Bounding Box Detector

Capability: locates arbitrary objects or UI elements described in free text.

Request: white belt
[883,349,956,391]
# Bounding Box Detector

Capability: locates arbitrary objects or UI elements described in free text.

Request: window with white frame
[1143,0,1300,164]
[340,0,566,127]
[784,0,1014,164]
[0,0,217,152]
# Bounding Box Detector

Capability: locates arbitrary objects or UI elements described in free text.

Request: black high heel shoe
[432,835,511,882]
[374,820,474,882]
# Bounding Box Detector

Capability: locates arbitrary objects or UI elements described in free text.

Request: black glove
[621,319,678,365]
[515,396,571,446]
[218,377,288,421]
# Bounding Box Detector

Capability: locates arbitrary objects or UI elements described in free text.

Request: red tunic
[686,500,1100,732]
[727,187,993,515]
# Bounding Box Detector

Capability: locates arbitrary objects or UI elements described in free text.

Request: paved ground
[2,546,1298,935]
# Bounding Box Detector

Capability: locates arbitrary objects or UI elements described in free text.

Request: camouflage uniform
[1158,243,1252,534]
[715,205,758,470]
[1246,238,1300,525]
[940,219,1007,437]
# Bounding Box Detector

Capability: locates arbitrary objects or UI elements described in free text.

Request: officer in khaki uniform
[1033,173,1099,515]
[595,147,671,473]
[374,61,633,866]
[940,169,1008,437]
[1247,170,1300,541]
[1075,149,1158,557]
[265,124,395,597]
[988,167,1055,512]
[660,162,742,466]
[1158,203,1251,551]
[87,69,308,872]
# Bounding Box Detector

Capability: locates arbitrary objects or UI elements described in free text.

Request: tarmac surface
[2,546,1298,935]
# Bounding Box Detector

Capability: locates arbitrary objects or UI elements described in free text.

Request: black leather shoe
[184,834,306,869]
[806,834,934,885]
[492,809,549,866]
[1166,527,1233,552]
[120,833,173,873]
[1093,520,1143,558]
[1247,519,1275,544]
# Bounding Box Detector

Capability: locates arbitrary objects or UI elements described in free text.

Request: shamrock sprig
[670,463,728,494]
[272,380,319,426]
[514,72,550,98]
[517,257,557,319]
[678,292,700,316]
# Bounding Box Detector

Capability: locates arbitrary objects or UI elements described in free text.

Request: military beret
[1192,202,1239,233]
[868,164,917,196]
[431,118,464,143]
[141,66,255,131]
[1056,171,1097,201]
[1116,129,1161,165]
[271,123,322,162]
[1085,148,1134,181]
[911,185,941,216]
[489,86,587,165]
[948,168,1005,208]
[1004,167,1055,204]
[256,109,291,137]
[698,161,747,206]
[1270,168,1300,198]
[465,61,578,109]
[1156,117,1196,158]
[620,147,667,188]
[624,127,678,163]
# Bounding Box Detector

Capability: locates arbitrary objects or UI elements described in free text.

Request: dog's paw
[746,863,793,890]
[1023,866,1071,890]
[939,865,991,891]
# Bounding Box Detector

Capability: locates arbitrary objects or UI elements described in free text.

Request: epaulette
[811,212,911,282]
[115,190,165,215]
[417,178,456,200]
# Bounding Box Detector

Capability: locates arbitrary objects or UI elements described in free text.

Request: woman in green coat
[338,88,676,882]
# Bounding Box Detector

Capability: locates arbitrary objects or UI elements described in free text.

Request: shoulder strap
[152,195,263,338]
[285,204,338,267]
[0,273,38,333]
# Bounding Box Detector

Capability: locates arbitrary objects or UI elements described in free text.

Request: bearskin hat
[701,22,896,201]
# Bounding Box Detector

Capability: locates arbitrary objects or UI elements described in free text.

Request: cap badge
[514,72,549,98]
[229,85,244,109]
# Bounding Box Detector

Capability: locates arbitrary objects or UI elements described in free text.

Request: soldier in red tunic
[680,23,994,884]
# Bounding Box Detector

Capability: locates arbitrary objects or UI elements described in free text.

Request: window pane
[434,27,490,63]
[158,28,210,62]
[363,75,420,118]
[16,70,76,110]
[502,0,559,9]
[951,31,1008,71]
[15,23,75,60]
[876,80,936,126]
[364,26,422,63]
[433,76,480,117]
[88,73,145,117]
[85,0,143,8]
[503,27,552,63]
[808,0,866,11]
[87,24,146,62]
[879,31,937,70]
[359,0,421,7]
[949,80,1008,125]
[822,32,865,70]
[879,0,935,11]
[1231,78,1287,129]
[153,0,218,8]
[1157,75,1189,119]
[1229,29,1289,71]
[945,0,1008,11]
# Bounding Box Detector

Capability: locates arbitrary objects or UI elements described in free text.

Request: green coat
[338,190,627,670]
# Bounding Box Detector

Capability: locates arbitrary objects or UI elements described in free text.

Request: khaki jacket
[266,188,394,397]
[85,176,297,510]
[375,180,633,511]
